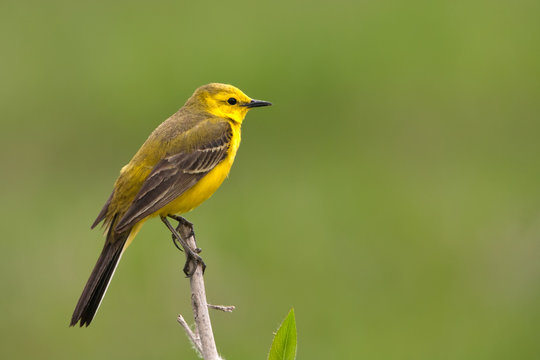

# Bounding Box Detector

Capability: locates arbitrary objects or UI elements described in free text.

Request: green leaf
[268,308,297,360]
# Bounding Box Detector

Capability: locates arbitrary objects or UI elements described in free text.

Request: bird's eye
[227,97,237,105]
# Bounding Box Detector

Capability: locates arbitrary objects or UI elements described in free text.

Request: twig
[176,222,221,360]
[208,304,235,313]
[177,314,203,356]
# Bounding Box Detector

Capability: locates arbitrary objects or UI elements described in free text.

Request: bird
[70,83,271,327]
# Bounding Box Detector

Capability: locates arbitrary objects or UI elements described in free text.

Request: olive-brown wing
[114,122,232,232]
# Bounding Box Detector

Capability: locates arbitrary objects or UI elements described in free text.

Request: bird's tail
[70,228,130,327]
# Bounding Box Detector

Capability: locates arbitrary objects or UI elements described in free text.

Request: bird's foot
[169,215,196,238]
[182,248,206,277]
[162,215,206,277]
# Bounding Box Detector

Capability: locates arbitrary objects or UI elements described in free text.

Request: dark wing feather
[91,192,113,229]
[115,123,232,232]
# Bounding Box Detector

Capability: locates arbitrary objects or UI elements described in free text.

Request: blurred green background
[1,0,540,358]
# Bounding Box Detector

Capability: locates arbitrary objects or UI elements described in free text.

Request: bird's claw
[167,215,205,276]
[183,250,206,277]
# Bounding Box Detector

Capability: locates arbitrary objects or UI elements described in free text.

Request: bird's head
[187,83,271,124]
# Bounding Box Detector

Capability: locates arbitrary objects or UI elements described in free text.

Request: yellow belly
[158,154,234,216]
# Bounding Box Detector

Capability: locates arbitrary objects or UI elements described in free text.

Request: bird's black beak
[242,99,272,108]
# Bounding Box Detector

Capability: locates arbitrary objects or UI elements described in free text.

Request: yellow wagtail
[70,83,271,327]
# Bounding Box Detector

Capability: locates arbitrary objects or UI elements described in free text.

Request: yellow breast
[157,122,241,217]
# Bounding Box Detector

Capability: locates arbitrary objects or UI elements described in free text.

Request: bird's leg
[160,216,205,277]
[161,215,190,253]
[169,229,184,253]
[168,215,197,248]
[169,215,205,273]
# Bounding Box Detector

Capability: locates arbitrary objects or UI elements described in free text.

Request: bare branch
[208,304,236,313]
[176,221,222,360]
[177,314,202,356]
